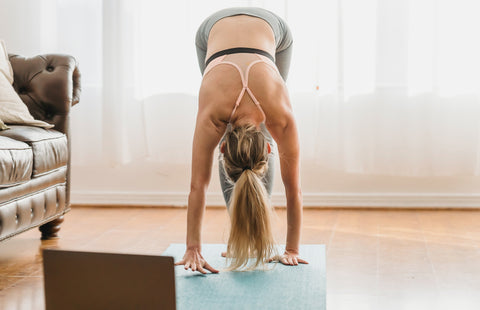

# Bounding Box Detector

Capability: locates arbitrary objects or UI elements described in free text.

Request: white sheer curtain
[2,0,480,176]
[289,0,480,177]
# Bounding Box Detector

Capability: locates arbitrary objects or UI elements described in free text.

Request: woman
[175,7,307,273]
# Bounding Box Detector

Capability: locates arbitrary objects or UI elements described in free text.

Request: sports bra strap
[203,54,279,122]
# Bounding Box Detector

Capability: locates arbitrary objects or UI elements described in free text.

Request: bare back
[200,15,290,130]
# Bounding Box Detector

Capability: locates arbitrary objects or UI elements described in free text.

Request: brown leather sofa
[0,54,80,241]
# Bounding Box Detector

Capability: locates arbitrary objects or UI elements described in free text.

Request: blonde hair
[222,124,277,271]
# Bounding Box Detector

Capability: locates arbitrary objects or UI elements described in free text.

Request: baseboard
[71,190,480,208]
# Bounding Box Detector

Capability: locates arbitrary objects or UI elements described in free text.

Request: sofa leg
[39,216,64,240]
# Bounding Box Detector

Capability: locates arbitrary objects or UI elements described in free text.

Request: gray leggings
[195,8,293,206]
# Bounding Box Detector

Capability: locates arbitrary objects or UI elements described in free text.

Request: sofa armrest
[8,54,81,134]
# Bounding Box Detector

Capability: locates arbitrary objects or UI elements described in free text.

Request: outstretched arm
[267,112,303,252]
[175,102,226,273]
[263,86,307,265]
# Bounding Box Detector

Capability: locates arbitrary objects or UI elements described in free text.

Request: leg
[274,12,293,81]
[260,123,275,196]
[39,215,64,240]
[195,44,207,75]
[219,138,234,210]
[219,162,234,209]
[275,45,293,81]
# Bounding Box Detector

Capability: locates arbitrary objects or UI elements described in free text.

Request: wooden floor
[0,206,479,310]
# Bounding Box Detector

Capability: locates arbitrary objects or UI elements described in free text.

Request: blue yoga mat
[163,244,326,310]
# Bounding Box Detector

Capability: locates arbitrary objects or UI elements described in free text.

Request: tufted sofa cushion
[8,54,81,134]
[0,136,33,188]
[0,126,67,178]
[0,185,65,239]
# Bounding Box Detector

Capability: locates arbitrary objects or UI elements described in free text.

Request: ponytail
[222,125,277,271]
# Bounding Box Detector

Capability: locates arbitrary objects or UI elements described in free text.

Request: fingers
[292,257,298,265]
[204,262,219,273]
[280,256,294,266]
[288,256,294,265]
[180,261,218,274]
[297,258,309,264]
[280,254,308,266]
[197,265,207,274]
[269,254,281,263]
[176,249,219,274]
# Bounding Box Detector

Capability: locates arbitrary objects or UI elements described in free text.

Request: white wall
[70,160,480,208]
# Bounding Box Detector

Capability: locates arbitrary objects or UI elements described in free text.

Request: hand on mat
[175,248,219,274]
[269,250,309,266]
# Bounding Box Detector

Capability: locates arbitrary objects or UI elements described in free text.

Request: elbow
[188,183,207,209]
[286,187,302,198]
[285,186,302,203]
[189,182,207,195]
[283,178,301,195]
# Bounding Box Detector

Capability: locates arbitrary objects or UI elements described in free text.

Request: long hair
[222,124,277,271]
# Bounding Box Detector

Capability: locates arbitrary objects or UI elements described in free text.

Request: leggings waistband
[205,47,275,67]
